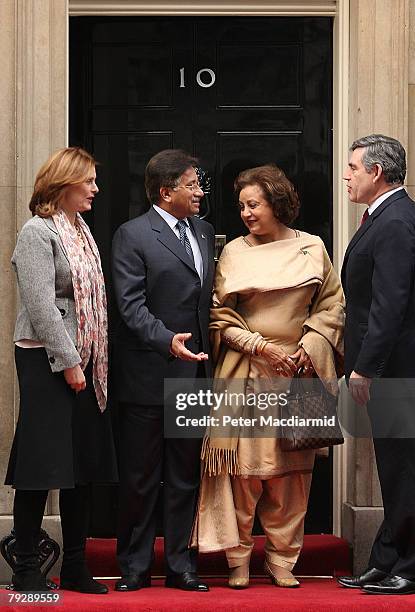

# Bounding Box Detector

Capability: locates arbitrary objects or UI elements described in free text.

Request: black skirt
[5,347,118,490]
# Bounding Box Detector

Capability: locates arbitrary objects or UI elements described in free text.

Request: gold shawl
[201,234,345,476]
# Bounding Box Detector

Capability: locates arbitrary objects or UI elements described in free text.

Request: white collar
[153,205,190,229]
[368,186,404,215]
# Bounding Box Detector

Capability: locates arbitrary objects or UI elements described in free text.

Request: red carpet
[4,536,411,610]
[2,578,415,611]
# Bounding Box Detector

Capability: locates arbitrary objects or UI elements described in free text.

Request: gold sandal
[228,564,250,589]
[264,560,300,588]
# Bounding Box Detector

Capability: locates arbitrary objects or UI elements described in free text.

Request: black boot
[11,490,49,591]
[60,564,108,594]
[59,486,108,595]
[12,553,48,591]
[12,572,48,591]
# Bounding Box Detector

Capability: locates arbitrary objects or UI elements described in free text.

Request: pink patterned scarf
[52,209,108,412]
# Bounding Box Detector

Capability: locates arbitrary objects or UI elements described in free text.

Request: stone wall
[343,0,410,573]
[0,0,68,584]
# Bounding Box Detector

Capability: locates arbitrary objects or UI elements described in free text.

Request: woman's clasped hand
[261,343,314,377]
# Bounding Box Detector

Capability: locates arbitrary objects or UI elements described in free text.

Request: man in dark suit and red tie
[338,134,415,595]
[112,149,215,593]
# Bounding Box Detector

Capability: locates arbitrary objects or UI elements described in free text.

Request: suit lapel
[189,216,209,281]
[42,217,70,263]
[343,214,373,263]
[343,189,408,264]
[148,208,198,274]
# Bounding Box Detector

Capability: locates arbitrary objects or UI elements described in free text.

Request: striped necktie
[176,219,195,265]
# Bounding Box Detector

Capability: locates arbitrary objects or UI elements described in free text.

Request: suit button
[195,338,200,344]
[59,308,66,316]
[49,356,55,364]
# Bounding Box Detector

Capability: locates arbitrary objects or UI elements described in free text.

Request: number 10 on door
[179,67,216,89]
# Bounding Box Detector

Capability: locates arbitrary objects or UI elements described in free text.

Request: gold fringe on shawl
[201,438,240,476]
[200,307,253,476]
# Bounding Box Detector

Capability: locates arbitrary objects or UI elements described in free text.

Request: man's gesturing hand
[171,333,208,362]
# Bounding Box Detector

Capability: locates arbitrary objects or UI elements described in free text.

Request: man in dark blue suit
[338,134,415,594]
[112,150,215,592]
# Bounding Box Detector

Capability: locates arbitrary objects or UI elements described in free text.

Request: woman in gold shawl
[194,164,344,589]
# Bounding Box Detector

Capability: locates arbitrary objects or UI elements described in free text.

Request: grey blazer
[12,216,81,372]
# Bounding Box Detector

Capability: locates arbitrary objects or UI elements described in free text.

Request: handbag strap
[290,373,321,395]
[290,373,303,395]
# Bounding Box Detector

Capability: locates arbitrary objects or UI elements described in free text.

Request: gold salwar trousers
[226,471,313,570]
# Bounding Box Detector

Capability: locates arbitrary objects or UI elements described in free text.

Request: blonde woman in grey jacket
[5,147,117,593]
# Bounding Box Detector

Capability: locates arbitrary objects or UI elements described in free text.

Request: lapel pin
[201,234,206,239]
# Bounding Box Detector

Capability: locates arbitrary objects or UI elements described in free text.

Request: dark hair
[29,147,96,217]
[234,164,300,225]
[145,149,199,204]
[350,134,406,184]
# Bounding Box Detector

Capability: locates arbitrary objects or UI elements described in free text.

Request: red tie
[360,209,369,226]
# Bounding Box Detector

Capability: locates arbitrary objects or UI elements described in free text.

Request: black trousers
[368,437,415,579]
[116,403,202,576]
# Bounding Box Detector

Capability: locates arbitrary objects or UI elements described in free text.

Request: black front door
[70,16,333,536]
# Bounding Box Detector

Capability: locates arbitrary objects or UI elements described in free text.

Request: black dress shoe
[114,573,151,592]
[337,567,388,588]
[362,575,415,595]
[165,572,209,592]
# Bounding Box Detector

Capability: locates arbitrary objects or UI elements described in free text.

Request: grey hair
[350,134,406,184]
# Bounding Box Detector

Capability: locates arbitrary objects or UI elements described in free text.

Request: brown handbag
[280,375,344,451]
